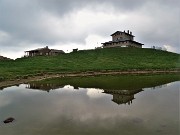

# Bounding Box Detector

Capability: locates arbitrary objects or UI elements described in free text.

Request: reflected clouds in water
[0,75,179,135]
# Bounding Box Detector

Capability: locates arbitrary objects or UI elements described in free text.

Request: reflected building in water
[104,89,143,105]
[26,83,64,92]
[25,82,143,105]
[1,74,179,107]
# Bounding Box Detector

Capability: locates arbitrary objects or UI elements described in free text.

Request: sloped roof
[111,31,135,37]
[25,46,50,52]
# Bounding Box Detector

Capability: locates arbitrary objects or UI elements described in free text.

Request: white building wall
[112,33,134,41]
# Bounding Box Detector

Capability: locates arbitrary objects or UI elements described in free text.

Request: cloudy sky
[0,0,179,59]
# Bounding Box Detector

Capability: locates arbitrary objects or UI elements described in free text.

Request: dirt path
[0,70,180,89]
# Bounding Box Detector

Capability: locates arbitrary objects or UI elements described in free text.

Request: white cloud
[86,88,105,98]
[163,45,176,52]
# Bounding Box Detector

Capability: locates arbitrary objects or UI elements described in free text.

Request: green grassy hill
[0,48,179,81]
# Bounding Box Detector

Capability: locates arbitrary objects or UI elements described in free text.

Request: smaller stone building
[25,46,65,57]
[102,30,143,48]
[0,55,12,60]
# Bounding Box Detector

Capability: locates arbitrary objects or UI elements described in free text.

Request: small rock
[3,117,15,124]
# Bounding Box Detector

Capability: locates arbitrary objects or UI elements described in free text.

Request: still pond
[0,74,179,135]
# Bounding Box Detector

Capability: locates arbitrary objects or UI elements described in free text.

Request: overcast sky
[0,0,179,59]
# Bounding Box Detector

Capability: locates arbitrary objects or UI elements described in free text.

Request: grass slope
[0,48,179,81]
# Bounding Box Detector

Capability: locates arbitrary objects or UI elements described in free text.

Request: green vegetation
[0,48,179,81]
[31,74,180,91]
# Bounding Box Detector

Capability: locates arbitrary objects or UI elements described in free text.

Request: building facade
[25,46,65,57]
[102,30,143,48]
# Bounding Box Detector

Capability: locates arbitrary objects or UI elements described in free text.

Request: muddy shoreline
[0,70,180,89]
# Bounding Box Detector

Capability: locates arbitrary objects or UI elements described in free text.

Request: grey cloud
[0,0,179,58]
[34,0,180,48]
[0,0,89,46]
[0,0,57,45]
[37,0,179,14]
[136,2,180,51]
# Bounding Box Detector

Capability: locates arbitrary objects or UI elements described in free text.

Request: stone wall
[103,41,142,48]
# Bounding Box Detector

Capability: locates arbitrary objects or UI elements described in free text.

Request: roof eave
[110,31,135,37]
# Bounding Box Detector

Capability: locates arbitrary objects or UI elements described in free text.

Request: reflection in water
[104,89,143,105]
[23,74,179,105]
[0,74,179,135]
[25,83,144,105]
[25,83,63,92]
[151,84,167,89]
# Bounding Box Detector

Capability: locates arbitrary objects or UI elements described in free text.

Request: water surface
[0,74,179,135]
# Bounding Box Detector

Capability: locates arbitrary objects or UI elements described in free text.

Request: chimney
[46,46,48,48]
[127,30,129,34]
[130,31,132,35]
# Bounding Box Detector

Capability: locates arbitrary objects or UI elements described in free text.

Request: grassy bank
[0,48,180,81]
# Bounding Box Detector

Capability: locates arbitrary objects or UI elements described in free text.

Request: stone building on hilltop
[25,46,65,57]
[0,55,12,60]
[102,30,144,48]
